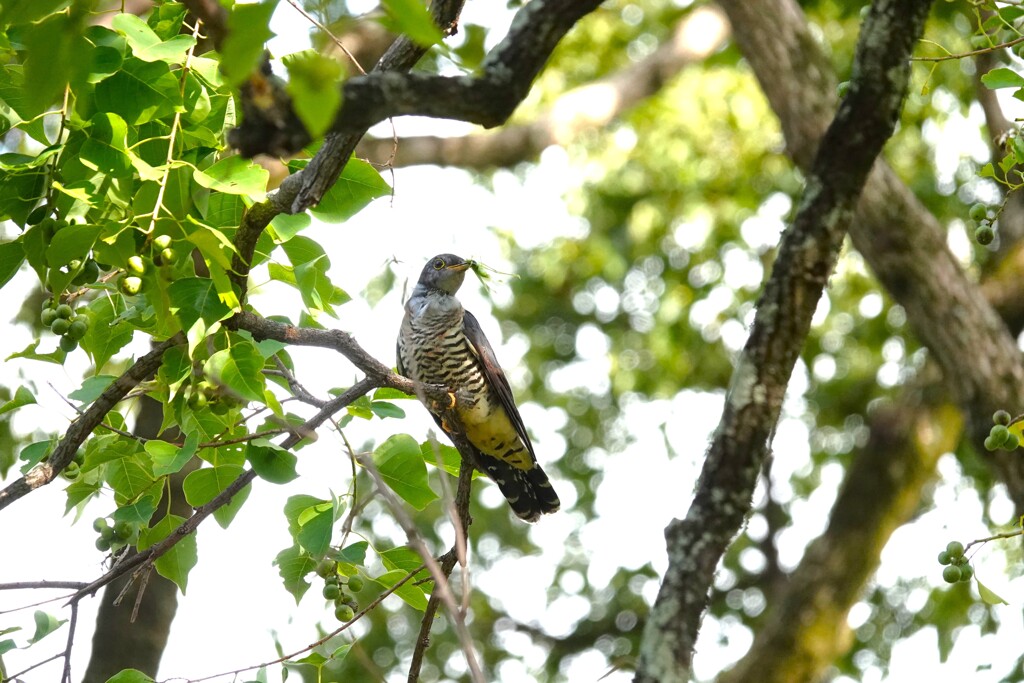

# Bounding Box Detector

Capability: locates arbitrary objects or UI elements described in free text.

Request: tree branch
[357,7,730,170]
[0,333,185,512]
[634,2,933,679]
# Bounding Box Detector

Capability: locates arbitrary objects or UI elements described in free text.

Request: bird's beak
[447,262,472,272]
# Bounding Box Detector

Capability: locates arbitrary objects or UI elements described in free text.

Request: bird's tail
[477,454,560,523]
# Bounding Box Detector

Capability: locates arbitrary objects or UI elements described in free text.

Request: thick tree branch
[357,7,730,169]
[634,2,933,680]
[0,334,185,511]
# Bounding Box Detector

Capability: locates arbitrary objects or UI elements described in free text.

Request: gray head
[417,254,471,295]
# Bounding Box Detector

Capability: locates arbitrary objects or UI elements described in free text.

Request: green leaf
[105,452,156,504]
[220,0,279,86]
[213,478,252,528]
[269,212,311,242]
[94,57,183,125]
[283,50,343,139]
[981,67,1024,90]
[204,341,267,403]
[284,494,337,558]
[29,610,66,644]
[112,13,197,64]
[0,239,25,288]
[372,434,438,510]
[193,156,269,201]
[379,0,444,48]
[310,158,391,223]
[80,112,132,175]
[112,497,158,526]
[380,546,424,574]
[336,541,368,566]
[168,277,233,333]
[274,544,316,604]
[7,339,65,365]
[247,439,299,484]
[0,0,69,26]
[373,569,428,611]
[370,401,405,419]
[977,577,1009,605]
[0,386,36,416]
[139,514,197,593]
[65,479,103,515]
[23,13,92,117]
[183,464,245,507]
[148,432,199,477]
[68,375,117,405]
[82,295,134,372]
[373,387,414,401]
[46,223,100,268]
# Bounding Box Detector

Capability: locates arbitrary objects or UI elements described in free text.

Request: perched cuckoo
[397,254,560,522]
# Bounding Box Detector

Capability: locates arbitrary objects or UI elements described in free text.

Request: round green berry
[1004,434,1020,451]
[937,550,952,565]
[154,234,172,250]
[959,564,974,581]
[334,604,355,622]
[81,259,100,282]
[62,462,79,480]
[68,319,88,341]
[346,576,364,592]
[126,255,146,275]
[55,303,73,319]
[60,336,79,353]
[40,308,58,326]
[946,541,965,559]
[113,521,133,540]
[316,558,337,578]
[99,525,115,541]
[975,225,995,246]
[942,565,962,583]
[994,410,1012,426]
[158,247,176,266]
[96,536,112,552]
[990,424,1010,445]
[50,318,71,336]
[323,584,341,600]
[969,204,988,222]
[93,517,109,532]
[120,275,142,295]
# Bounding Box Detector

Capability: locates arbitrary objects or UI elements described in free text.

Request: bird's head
[417,254,471,295]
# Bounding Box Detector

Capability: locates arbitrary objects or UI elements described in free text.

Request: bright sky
[4,5,1024,683]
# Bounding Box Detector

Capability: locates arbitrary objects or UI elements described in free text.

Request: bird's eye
[432,259,445,270]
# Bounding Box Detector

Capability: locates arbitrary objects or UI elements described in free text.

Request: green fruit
[942,565,962,583]
[81,259,100,283]
[154,234,172,250]
[323,584,342,600]
[975,225,995,246]
[959,564,974,582]
[93,517,109,532]
[990,424,1010,445]
[937,551,951,565]
[334,604,355,622]
[96,536,112,552]
[985,435,1000,451]
[970,203,988,221]
[127,255,146,275]
[836,81,850,98]
[50,318,70,336]
[187,391,208,409]
[1004,434,1020,451]
[120,275,142,295]
[55,303,73,319]
[946,541,965,559]
[346,576,364,592]
[62,462,79,480]
[68,319,89,341]
[40,308,58,326]
[316,558,337,578]
[100,525,115,540]
[60,336,79,352]
[158,248,176,266]
[210,400,229,415]
[114,521,133,540]
[994,410,1012,426]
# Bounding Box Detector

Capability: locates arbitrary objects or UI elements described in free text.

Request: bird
[397,254,560,522]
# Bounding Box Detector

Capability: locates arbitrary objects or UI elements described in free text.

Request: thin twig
[61,601,78,683]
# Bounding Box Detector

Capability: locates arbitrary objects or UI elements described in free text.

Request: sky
[4,4,1024,683]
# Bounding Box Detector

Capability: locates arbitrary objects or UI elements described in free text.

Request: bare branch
[635,2,934,679]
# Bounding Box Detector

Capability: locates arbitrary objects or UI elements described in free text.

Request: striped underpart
[399,294,559,521]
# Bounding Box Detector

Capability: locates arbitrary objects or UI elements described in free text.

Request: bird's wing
[462,311,537,460]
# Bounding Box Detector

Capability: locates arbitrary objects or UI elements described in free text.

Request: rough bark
[634,2,933,680]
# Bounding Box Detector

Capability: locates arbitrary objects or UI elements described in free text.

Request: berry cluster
[970,203,996,246]
[316,559,364,622]
[938,541,973,584]
[40,301,89,352]
[119,234,177,296]
[93,517,139,552]
[984,410,1019,452]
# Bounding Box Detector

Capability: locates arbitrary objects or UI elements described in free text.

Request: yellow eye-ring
[433,259,445,270]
